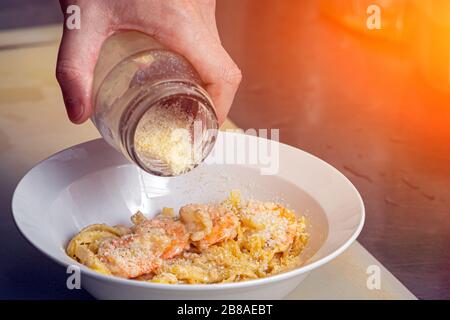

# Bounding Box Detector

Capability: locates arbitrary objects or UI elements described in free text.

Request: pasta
[66,191,309,284]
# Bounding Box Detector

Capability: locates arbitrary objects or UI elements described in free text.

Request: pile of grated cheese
[134,102,200,175]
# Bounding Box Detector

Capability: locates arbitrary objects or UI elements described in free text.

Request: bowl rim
[12,135,365,291]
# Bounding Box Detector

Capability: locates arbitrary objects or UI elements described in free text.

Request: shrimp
[133,215,190,259]
[180,204,239,250]
[97,212,189,278]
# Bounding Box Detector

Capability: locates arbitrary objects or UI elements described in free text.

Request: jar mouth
[120,80,219,176]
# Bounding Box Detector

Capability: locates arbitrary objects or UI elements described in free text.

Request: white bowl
[12,132,364,299]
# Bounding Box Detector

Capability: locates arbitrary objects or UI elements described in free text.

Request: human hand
[56,0,241,124]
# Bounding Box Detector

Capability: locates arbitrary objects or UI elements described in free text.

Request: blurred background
[0,0,449,299]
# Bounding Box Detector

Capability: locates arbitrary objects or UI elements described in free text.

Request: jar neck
[119,80,219,176]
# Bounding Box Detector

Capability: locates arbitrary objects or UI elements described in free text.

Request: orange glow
[319,0,450,92]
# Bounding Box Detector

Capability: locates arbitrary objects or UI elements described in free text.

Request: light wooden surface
[0,25,415,299]
[288,241,415,300]
[0,25,61,49]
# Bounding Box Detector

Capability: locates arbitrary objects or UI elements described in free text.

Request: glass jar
[91,31,218,176]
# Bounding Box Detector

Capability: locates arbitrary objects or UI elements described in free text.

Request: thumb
[56,27,106,124]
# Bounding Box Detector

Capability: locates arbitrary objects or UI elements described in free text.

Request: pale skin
[56,0,242,124]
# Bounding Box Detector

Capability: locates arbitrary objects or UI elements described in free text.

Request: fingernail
[64,97,84,123]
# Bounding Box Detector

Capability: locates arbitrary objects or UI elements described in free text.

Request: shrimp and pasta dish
[66,191,309,284]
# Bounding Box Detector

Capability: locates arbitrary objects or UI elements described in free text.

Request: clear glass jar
[91,31,218,176]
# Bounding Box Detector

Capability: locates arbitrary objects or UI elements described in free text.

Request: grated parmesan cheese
[134,101,201,175]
